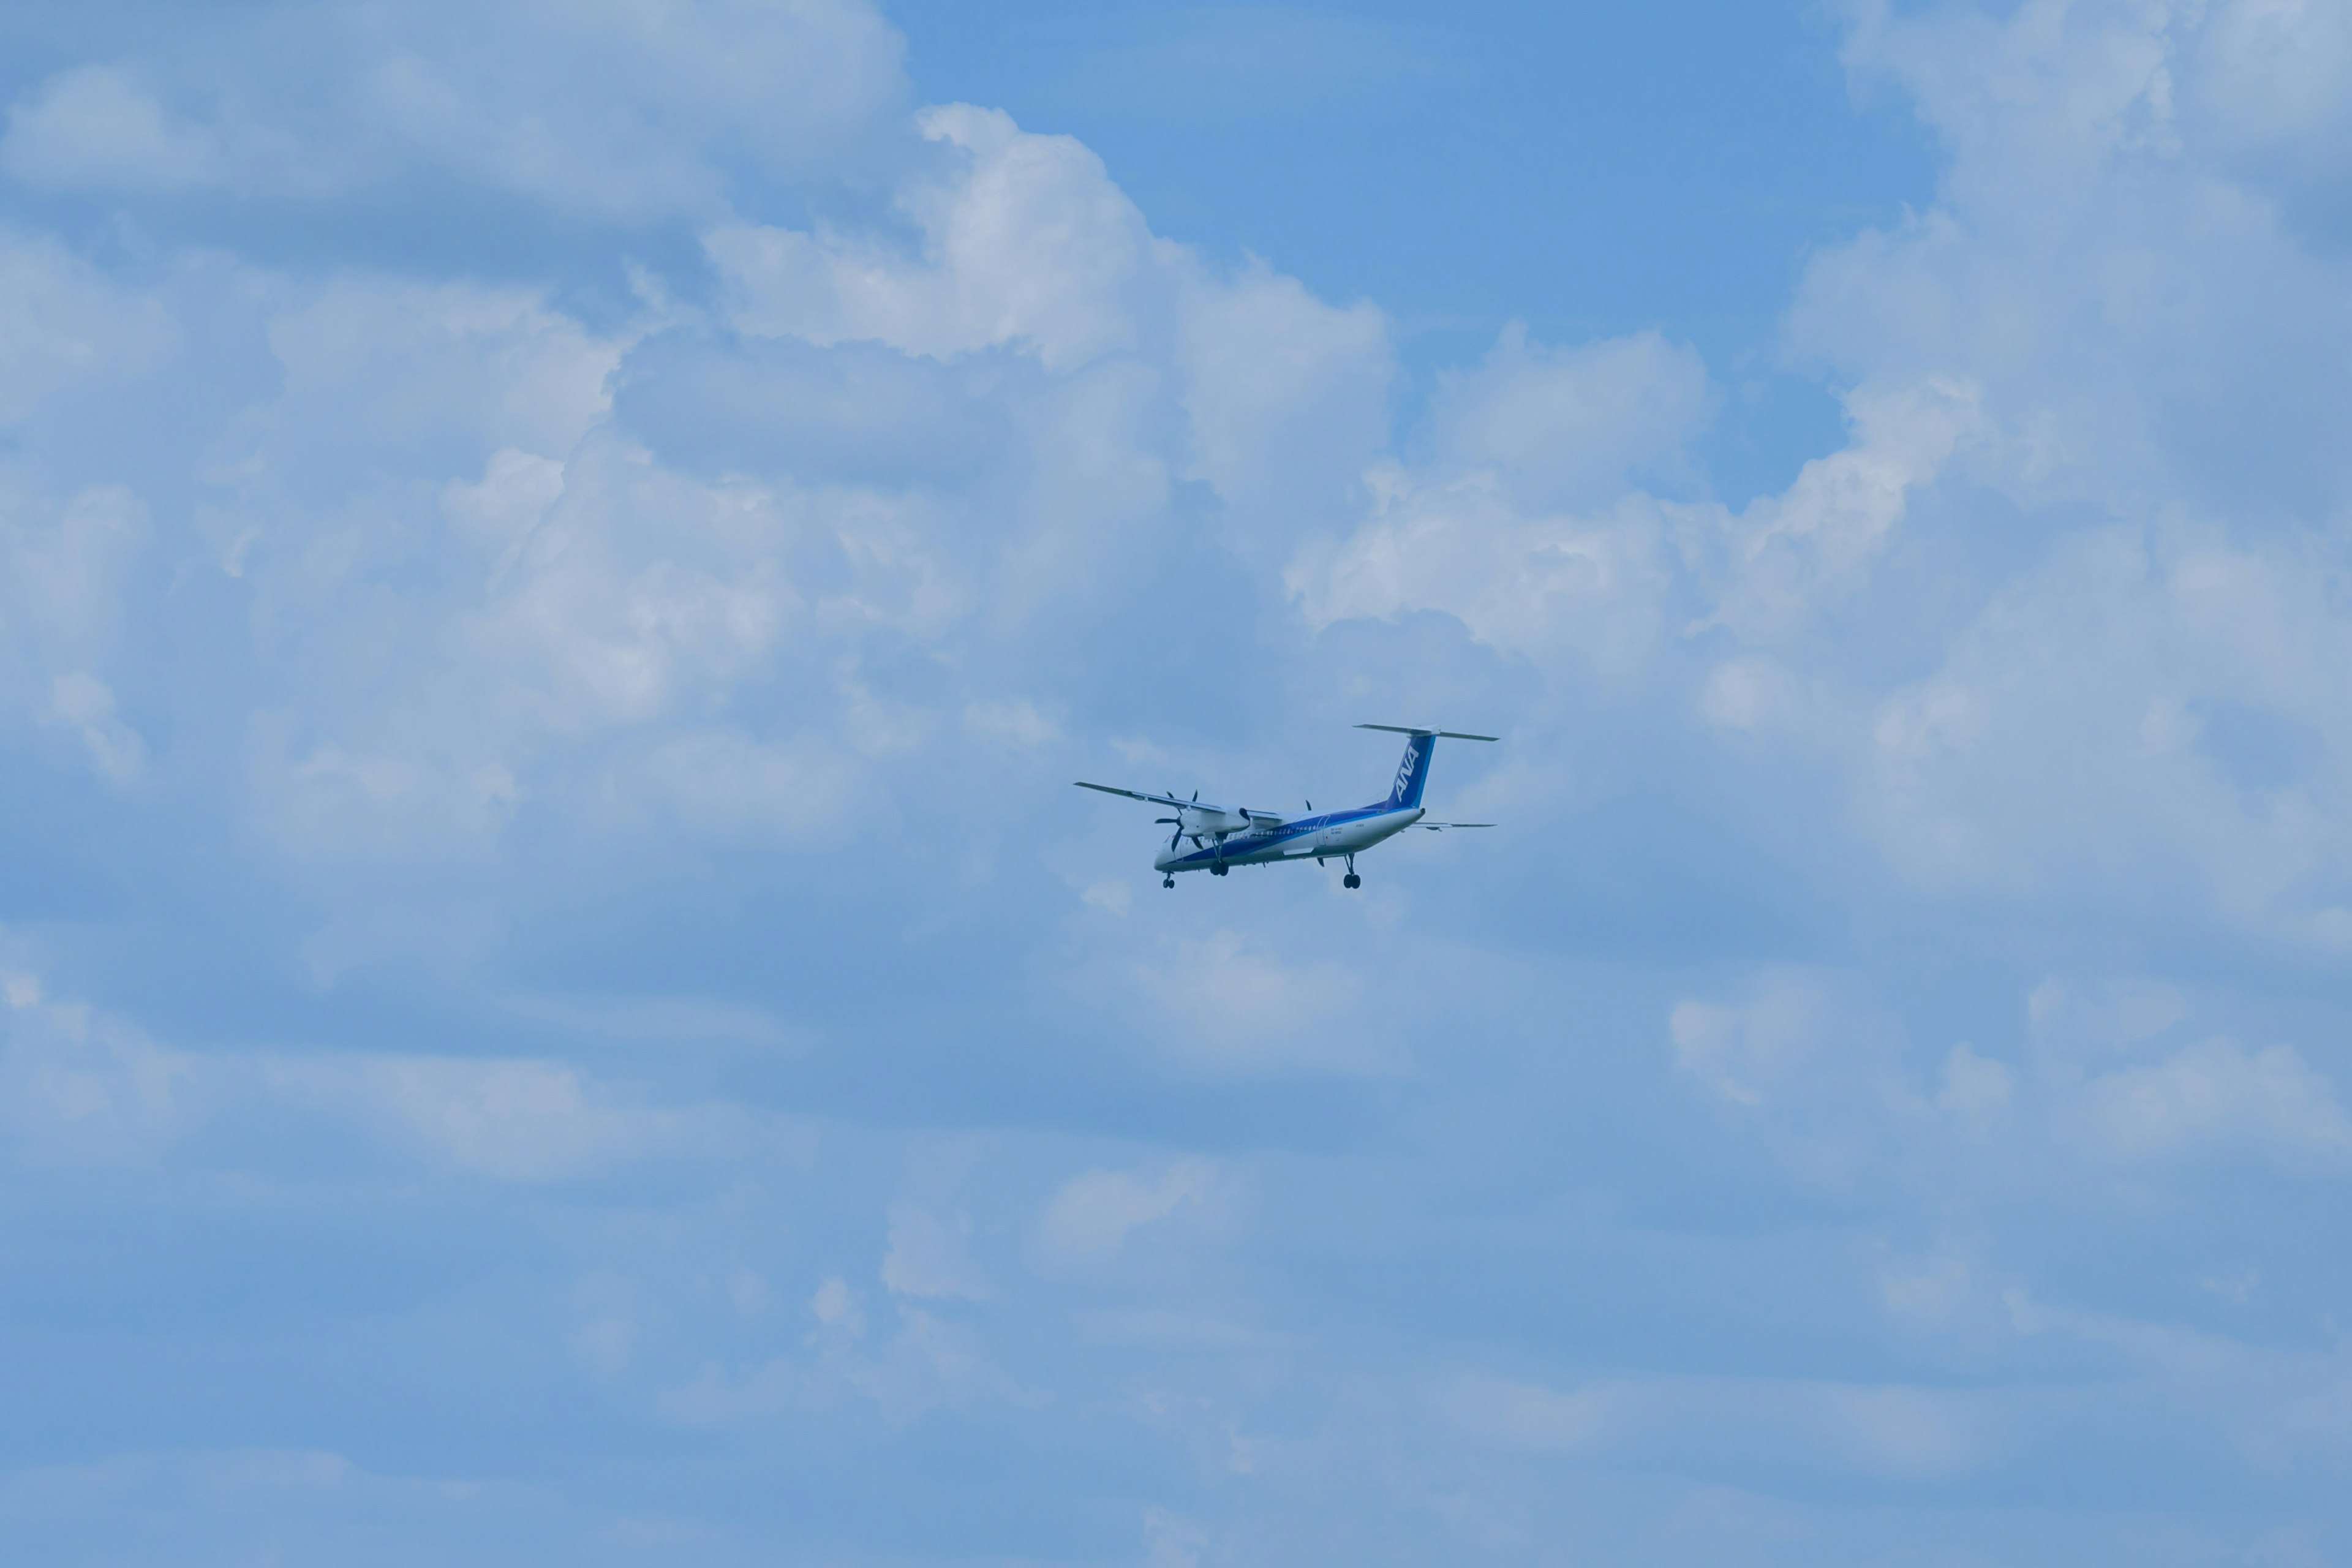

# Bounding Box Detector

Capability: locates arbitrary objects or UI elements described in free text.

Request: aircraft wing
[1418,821,1496,831]
[1074,781,1200,810]
[1074,782,1284,823]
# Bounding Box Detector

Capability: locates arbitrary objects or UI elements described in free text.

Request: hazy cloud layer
[2,0,2350,1562]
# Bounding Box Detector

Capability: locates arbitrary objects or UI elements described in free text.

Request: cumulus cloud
[0,0,910,219]
[1,962,709,1182]
[1291,348,1975,671]
[1291,472,1672,677]
[6,0,2352,1555]
[1130,931,1389,1074]
[0,484,144,676]
[0,233,176,423]
[2065,1038,2352,1174]
[0,66,224,193]
[709,100,1392,562]
[1686,377,1985,642]
[1667,973,1825,1106]
[1441,1371,2010,1480]
[0,972,182,1166]
[48,671,145,784]
[710,104,1163,370]
[1935,1042,2015,1119]
[880,1205,987,1302]
[1863,527,2352,931]
[1035,1159,1215,1265]
[1423,324,1710,509]
[267,1053,697,1182]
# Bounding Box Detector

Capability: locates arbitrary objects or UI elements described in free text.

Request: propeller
[1151,790,1208,853]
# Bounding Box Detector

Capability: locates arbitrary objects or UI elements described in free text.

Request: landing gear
[1211,864,1229,876]
[1342,853,1360,891]
[1163,876,1175,889]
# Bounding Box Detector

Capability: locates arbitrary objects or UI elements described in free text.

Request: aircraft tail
[1356,725,1498,810]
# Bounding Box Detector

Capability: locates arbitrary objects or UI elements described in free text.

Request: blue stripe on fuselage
[1156,804,1417,870]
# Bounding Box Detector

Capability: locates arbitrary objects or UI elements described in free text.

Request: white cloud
[2027,978,2188,1054]
[709,104,1160,371]
[2004,1284,2352,1466]
[1688,377,1984,642]
[0,232,177,421]
[1440,1371,2007,1479]
[1861,528,2352,928]
[1424,324,1709,510]
[601,729,858,849]
[1174,257,1392,547]
[709,100,1393,562]
[1080,880,1132,917]
[48,671,145,785]
[256,276,621,467]
[1879,1251,1976,1327]
[2193,0,2352,198]
[2,963,710,1182]
[2065,1037,2352,1174]
[1440,1373,1614,1449]
[466,437,799,734]
[6,4,2352,1545]
[1131,932,1387,1075]
[0,484,145,684]
[810,1275,865,1338]
[1668,973,1825,1106]
[1291,355,1975,671]
[1036,1160,1215,1266]
[1698,654,1802,734]
[0,66,223,193]
[439,447,566,575]
[963,698,1058,750]
[880,1205,987,1301]
[1291,472,1670,677]
[0,0,908,219]
[1936,1043,2015,1118]
[262,1052,697,1182]
[0,976,182,1166]
[1814,2,2352,516]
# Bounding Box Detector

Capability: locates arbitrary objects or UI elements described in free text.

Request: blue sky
[4,1,2352,1562]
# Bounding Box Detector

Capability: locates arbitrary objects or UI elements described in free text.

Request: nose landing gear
[1163,876,1175,889]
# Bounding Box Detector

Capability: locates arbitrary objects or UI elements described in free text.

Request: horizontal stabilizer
[1355,724,1499,742]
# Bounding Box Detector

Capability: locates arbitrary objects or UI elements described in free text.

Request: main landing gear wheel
[1211,864,1229,876]
[1343,873,1360,889]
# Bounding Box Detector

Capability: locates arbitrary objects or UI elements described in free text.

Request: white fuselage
[1154,805,1423,874]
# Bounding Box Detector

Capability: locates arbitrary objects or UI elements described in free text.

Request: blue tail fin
[1386,733,1435,809]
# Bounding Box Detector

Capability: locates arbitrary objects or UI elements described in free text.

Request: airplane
[1077,725,1496,889]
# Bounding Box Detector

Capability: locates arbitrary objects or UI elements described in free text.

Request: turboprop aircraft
[1077,725,1496,889]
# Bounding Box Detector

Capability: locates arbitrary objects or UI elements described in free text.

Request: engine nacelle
[1178,806,1250,839]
